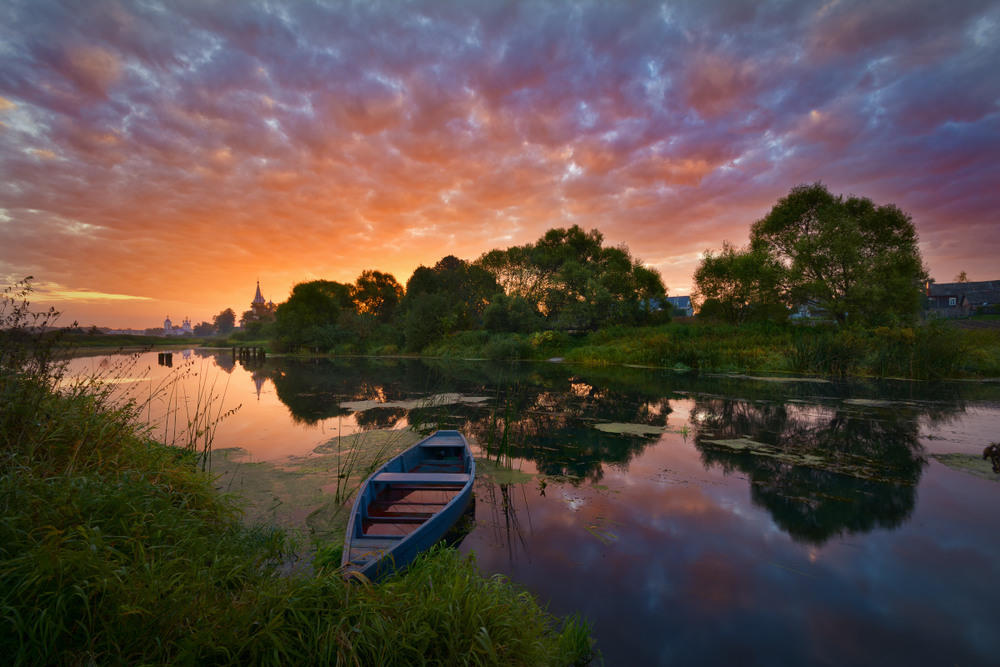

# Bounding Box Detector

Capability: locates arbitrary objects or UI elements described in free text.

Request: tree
[402,256,499,334]
[212,308,236,334]
[954,271,969,283]
[273,280,353,350]
[193,321,215,336]
[476,225,667,330]
[693,241,785,324]
[351,270,403,322]
[402,293,451,351]
[483,293,543,333]
[750,183,927,324]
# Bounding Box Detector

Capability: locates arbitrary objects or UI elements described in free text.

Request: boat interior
[346,432,473,566]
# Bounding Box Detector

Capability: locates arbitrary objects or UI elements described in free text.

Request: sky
[1,0,998,328]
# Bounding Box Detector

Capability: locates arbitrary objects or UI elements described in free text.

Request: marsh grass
[425,318,999,379]
[1,280,595,665]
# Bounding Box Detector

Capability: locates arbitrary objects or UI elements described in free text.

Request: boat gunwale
[341,430,475,579]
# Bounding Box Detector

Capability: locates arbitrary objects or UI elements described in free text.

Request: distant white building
[162,315,193,336]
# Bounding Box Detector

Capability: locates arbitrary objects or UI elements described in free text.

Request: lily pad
[932,454,1000,482]
[594,422,666,436]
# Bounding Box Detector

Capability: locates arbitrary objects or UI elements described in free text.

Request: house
[788,300,832,323]
[664,296,694,317]
[925,280,1000,318]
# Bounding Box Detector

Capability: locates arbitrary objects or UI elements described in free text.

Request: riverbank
[56,318,1000,381]
[0,355,593,664]
[423,320,1000,380]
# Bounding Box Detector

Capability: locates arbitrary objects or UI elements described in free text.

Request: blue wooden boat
[341,430,475,581]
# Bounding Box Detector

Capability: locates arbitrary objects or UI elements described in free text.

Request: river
[67,349,1000,665]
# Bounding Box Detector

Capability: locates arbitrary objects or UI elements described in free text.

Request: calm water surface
[68,349,1000,666]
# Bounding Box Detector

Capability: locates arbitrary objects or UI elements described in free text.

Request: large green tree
[351,270,403,322]
[693,241,785,324]
[476,225,667,330]
[401,256,499,347]
[212,308,236,334]
[273,280,353,349]
[750,183,927,324]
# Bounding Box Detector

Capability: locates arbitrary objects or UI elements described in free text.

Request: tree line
[214,183,929,351]
[253,225,669,353]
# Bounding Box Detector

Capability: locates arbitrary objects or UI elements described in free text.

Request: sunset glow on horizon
[2,0,998,328]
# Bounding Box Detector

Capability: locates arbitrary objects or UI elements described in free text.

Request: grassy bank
[422,321,1000,380]
[1,345,593,663]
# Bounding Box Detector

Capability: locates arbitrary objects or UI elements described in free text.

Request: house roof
[928,280,1000,306]
[665,296,692,308]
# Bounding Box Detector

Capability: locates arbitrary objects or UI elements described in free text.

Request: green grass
[0,382,594,665]
[421,320,1000,379]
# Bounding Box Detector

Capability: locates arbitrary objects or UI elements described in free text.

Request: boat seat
[373,472,470,484]
[351,536,404,546]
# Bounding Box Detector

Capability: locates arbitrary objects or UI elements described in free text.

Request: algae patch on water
[701,438,905,482]
[212,428,421,538]
[340,393,490,411]
[474,458,534,485]
[593,422,667,436]
[932,454,1000,482]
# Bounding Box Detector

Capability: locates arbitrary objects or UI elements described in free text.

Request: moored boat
[341,430,475,581]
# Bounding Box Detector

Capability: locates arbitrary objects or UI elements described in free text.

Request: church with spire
[244,280,277,325]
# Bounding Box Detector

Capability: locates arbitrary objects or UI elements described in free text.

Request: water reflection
[249,355,978,547]
[690,397,934,544]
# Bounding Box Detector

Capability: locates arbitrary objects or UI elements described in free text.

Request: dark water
[69,351,1000,665]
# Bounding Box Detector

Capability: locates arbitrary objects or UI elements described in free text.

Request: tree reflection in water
[690,397,944,544]
[202,352,984,547]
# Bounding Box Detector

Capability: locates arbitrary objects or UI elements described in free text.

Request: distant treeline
[256,225,670,354]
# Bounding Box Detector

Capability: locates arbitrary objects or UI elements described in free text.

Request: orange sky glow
[1,1,998,328]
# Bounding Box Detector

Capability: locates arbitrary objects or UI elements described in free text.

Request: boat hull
[341,430,475,581]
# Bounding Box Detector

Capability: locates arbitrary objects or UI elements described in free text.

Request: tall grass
[329,423,413,505]
[0,280,595,665]
[423,317,998,380]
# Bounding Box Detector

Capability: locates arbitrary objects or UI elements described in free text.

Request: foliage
[273,280,353,351]
[693,241,785,324]
[418,315,999,380]
[213,307,237,334]
[352,269,403,322]
[750,183,927,324]
[193,320,215,336]
[483,334,533,361]
[402,292,453,352]
[403,255,499,333]
[476,225,666,330]
[694,184,928,326]
[483,293,544,333]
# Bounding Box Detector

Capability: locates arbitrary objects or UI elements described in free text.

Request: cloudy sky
[1,0,997,328]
